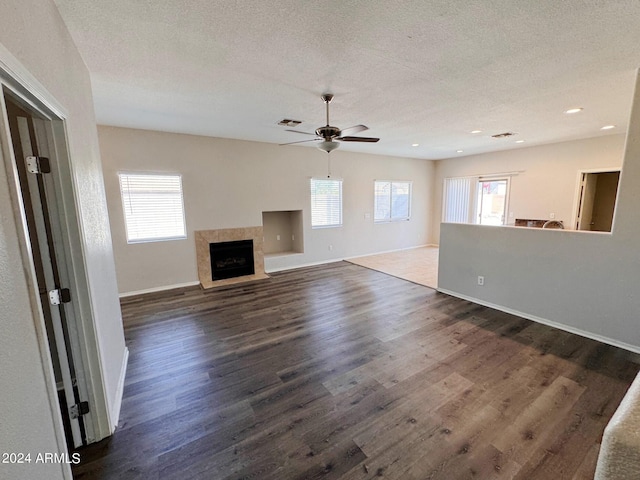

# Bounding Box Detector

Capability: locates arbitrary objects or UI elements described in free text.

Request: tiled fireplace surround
[195,227,268,289]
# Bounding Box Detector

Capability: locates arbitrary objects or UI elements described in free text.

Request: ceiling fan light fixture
[282,94,379,150]
[318,140,339,153]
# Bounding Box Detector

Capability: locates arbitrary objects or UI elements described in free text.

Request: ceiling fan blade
[279,138,320,146]
[337,136,380,143]
[339,124,368,135]
[285,129,317,136]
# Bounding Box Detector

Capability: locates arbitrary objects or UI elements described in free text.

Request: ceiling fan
[280,94,380,152]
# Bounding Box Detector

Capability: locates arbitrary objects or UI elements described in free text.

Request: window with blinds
[310,178,342,228]
[118,173,187,243]
[374,181,411,222]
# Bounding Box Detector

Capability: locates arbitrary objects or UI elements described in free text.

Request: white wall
[438,72,640,352]
[98,126,434,295]
[431,134,625,243]
[0,1,126,478]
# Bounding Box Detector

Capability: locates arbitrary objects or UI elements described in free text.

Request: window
[118,173,187,243]
[374,181,411,222]
[310,178,342,228]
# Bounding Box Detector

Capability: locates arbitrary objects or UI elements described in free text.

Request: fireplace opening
[210,239,255,280]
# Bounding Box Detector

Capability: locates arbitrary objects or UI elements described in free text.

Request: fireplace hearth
[210,239,255,280]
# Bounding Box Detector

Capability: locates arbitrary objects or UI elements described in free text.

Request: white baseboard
[344,244,433,260]
[109,346,129,432]
[437,288,640,355]
[122,246,439,286]
[266,244,434,274]
[266,258,346,273]
[119,281,200,298]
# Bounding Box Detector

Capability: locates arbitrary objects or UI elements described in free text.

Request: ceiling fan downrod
[322,93,333,126]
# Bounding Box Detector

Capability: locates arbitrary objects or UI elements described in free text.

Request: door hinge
[25,156,51,174]
[69,401,90,419]
[48,288,71,305]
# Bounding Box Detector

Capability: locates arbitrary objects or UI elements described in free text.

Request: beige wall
[0,1,126,478]
[98,126,434,295]
[438,72,640,352]
[431,134,625,243]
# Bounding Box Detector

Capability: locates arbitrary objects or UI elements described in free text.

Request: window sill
[126,235,188,244]
[374,219,410,224]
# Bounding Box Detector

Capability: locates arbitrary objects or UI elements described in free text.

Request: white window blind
[443,177,472,223]
[310,178,342,228]
[119,173,187,243]
[374,181,411,222]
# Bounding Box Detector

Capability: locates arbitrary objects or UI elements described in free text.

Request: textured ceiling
[53,0,640,159]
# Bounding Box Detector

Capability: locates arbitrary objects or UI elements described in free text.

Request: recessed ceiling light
[456,150,463,153]
[601,125,616,130]
[411,143,419,147]
[470,130,482,134]
[564,108,583,114]
[515,140,525,144]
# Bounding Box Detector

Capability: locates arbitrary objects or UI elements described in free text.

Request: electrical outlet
[328,245,333,251]
[292,234,295,241]
[477,276,485,286]
[276,234,280,241]
[549,213,555,219]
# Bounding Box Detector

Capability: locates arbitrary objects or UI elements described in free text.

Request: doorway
[2,90,90,449]
[575,170,620,232]
[476,178,509,225]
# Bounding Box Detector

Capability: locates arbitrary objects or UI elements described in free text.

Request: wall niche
[262,210,304,257]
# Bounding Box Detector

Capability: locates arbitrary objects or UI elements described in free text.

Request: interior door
[4,94,87,448]
[577,173,598,230]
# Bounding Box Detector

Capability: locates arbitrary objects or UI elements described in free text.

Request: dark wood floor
[73,262,639,479]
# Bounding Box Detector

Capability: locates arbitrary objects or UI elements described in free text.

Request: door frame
[0,48,111,449]
[572,167,622,232]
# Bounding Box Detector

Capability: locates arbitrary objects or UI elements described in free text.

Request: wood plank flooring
[72,262,639,479]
